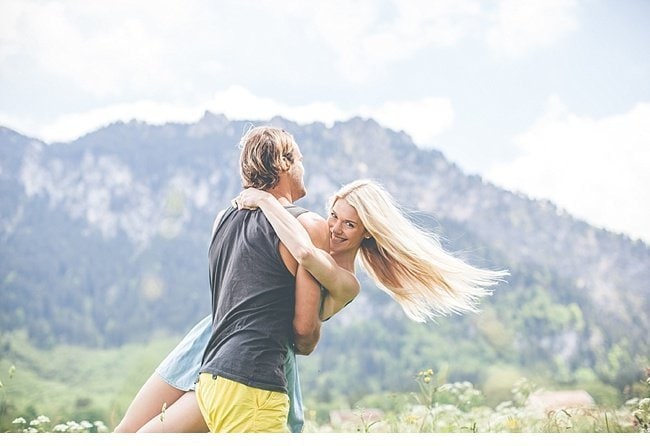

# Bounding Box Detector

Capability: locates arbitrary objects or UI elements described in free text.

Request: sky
[1,0,649,243]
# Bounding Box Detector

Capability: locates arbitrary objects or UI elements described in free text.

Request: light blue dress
[156,315,304,433]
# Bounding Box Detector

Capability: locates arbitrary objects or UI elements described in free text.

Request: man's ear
[280,156,292,171]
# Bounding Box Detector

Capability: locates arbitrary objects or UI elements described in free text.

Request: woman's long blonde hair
[332,179,508,322]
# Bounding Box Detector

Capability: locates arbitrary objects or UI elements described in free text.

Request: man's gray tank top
[200,204,309,393]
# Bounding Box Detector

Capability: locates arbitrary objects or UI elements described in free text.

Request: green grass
[0,330,178,431]
[300,370,647,433]
[1,331,648,433]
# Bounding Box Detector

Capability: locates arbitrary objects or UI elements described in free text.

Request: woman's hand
[232,187,272,210]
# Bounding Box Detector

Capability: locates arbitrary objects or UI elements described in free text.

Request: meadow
[301,369,649,433]
[1,330,648,434]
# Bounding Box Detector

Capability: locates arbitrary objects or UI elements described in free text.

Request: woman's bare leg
[114,373,185,432]
[137,390,207,432]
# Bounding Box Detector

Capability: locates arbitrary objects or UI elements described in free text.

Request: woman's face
[327,198,368,254]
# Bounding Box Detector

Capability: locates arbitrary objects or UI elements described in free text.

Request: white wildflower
[94,420,108,432]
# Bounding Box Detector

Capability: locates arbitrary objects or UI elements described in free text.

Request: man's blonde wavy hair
[239,126,297,190]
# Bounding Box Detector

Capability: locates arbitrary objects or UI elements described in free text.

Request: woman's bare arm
[235,188,359,316]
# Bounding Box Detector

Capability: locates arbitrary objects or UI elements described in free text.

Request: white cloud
[210,87,455,148]
[36,100,206,142]
[487,96,650,242]
[208,86,347,126]
[486,0,578,56]
[0,0,481,95]
[280,0,481,81]
[20,85,455,149]
[0,0,223,97]
[0,0,579,109]
[358,98,454,147]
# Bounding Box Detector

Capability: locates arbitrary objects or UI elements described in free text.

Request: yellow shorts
[195,373,290,433]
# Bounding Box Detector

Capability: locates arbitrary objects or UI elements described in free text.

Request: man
[195,126,328,432]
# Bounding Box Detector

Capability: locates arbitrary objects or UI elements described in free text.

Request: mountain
[1,113,648,398]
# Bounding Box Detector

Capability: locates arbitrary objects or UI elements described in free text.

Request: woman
[114,179,507,432]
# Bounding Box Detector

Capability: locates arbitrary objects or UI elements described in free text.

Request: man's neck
[265,186,293,206]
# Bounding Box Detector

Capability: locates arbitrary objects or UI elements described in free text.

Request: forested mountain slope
[1,113,647,396]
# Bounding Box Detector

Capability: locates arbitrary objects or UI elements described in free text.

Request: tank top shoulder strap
[210,206,236,241]
[284,204,310,219]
